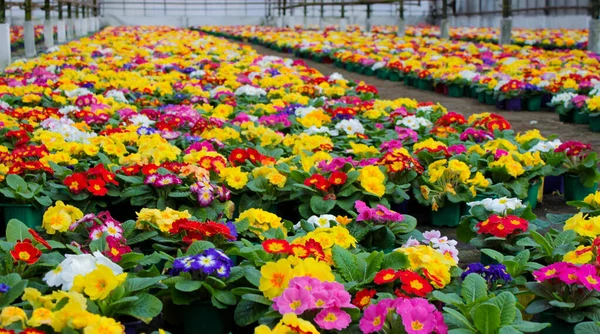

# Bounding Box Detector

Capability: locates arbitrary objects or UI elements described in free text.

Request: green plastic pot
[403,76,412,86]
[447,84,463,97]
[590,114,600,132]
[477,91,486,103]
[364,68,374,76]
[526,95,542,111]
[388,72,400,81]
[564,174,598,201]
[0,204,45,231]
[416,79,433,91]
[431,202,461,227]
[183,301,234,334]
[526,180,542,209]
[573,111,590,124]
[471,87,478,98]
[485,93,496,105]
[559,111,574,123]
[539,312,575,334]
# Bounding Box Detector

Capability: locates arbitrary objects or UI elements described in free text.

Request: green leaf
[474,303,501,334]
[489,292,517,326]
[175,279,202,292]
[6,174,27,190]
[332,245,359,282]
[126,231,158,245]
[185,240,215,255]
[241,294,272,305]
[242,266,261,287]
[574,322,600,334]
[358,251,383,283]
[443,307,477,332]
[231,287,261,296]
[234,300,270,326]
[432,291,465,306]
[310,195,336,215]
[117,292,162,319]
[549,300,575,309]
[512,320,551,332]
[481,248,505,263]
[381,251,408,270]
[524,282,554,299]
[525,299,552,314]
[498,327,521,334]
[0,279,27,308]
[461,274,488,304]
[213,290,237,305]
[5,219,33,243]
[123,276,166,293]
[448,330,477,334]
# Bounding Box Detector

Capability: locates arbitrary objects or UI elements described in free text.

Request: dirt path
[246,42,600,152]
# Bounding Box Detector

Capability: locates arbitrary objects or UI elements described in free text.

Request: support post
[365,4,371,32]
[590,0,600,53]
[339,2,346,31]
[303,0,307,28]
[397,0,405,37]
[44,0,54,49]
[0,0,11,71]
[57,1,66,43]
[319,0,324,30]
[440,0,449,39]
[24,0,36,57]
[499,0,512,45]
[66,3,74,40]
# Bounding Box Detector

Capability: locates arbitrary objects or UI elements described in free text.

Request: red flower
[304,239,325,260]
[290,244,310,258]
[374,269,398,284]
[328,171,347,186]
[64,172,88,193]
[104,237,131,262]
[315,179,331,192]
[229,148,248,166]
[87,178,108,196]
[119,165,141,176]
[246,148,261,164]
[352,289,376,310]
[10,239,42,264]
[141,164,160,175]
[475,215,528,238]
[398,270,433,297]
[28,228,52,250]
[88,164,118,186]
[22,329,45,334]
[304,174,327,188]
[263,239,291,254]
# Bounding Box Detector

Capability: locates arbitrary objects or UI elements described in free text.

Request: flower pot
[480,252,498,266]
[505,97,522,111]
[389,72,400,81]
[590,114,600,132]
[430,202,461,227]
[364,68,374,76]
[526,95,542,111]
[542,93,552,108]
[448,84,463,97]
[539,312,575,334]
[434,84,445,94]
[403,76,412,86]
[0,204,45,231]
[180,301,234,334]
[573,111,589,124]
[124,320,144,334]
[416,79,433,91]
[379,70,391,80]
[485,93,497,105]
[564,174,598,201]
[391,200,410,214]
[471,87,478,98]
[477,91,486,104]
[496,99,506,110]
[559,111,574,123]
[544,175,564,194]
[526,180,542,209]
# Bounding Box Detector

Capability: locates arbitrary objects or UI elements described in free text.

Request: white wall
[450,14,590,30]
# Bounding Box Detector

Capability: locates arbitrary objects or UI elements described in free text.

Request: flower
[359,301,386,334]
[579,264,600,291]
[259,258,293,299]
[273,285,312,314]
[0,306,26,327]
[44,251,124,291]
[10,239,42,264]
[42,201,84,234]
[398,270,433,297]
[314,307,352,331]
[0,284,9,293]
[352,288,376,310]
[374,269,398,284]
[263,239,291,254]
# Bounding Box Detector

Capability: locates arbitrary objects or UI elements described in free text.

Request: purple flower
[0,283,9,293]
[317,157,354,172]
[225,221,238,238]
[215,185,231,202]
[144,174,159,185]
[395,127,419,143]
[153,174,182,187]
[197,189,214,207]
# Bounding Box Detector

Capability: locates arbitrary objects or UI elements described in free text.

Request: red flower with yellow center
[87,178,108,196]
[64,172,88,194]
[374,269,398,284]
[352,288,376,310]
[10,239,42,264]
[397,270,433,297]
[290,244,310,258]
[262,239,291,254]
[328,171,347,186]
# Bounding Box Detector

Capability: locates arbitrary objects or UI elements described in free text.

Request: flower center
[412,320,424,330]
[19,251,31,261]
[271,273,286,287]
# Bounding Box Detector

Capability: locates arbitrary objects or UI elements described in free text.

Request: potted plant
[496,80,526,111]
[553,141,600,201]
[526,262,600,332]
[0,174,53,229]
[585,95,600,132]
[549,92,578,123]
[524,83,544,112]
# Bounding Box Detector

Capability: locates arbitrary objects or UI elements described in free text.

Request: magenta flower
[197,189,214,207]
[273,286,312,315]
[359,302,386,334]
[144,174,159,185]
[154,174,182,187]
[448,144,467,155]
[315,308,352,331]
[215,185,231,202]
[579,264,600,291]
[396,298,437,334]
[395,127,419,143]
[494,149,509,159]
[533,262,570,282]
[288,276,322,292]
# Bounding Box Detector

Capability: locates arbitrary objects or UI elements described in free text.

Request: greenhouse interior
[3,0,600,333]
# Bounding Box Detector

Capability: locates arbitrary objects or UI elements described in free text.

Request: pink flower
[288,276,322,292]
[359,302,387,334]
[273,286,311,315]
[396,298,441,334]
[101,220,123,239]
[494,149,509,159]
[579,264,600,291]
[404,237,421,247]
[311,288,333,308]
[315,308,352,331]
[375,204,403,222]
[89,226,104,240]
[533,262,569,282]
[422,230,441,242]
[448,144,466,155]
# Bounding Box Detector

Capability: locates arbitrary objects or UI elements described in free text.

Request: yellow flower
[563,245,593,264]
[0,306,27,327]
[72,264,127,300]
[468,172,490,188]
[515,129,546,144]
[266,172,287,188]
[583,191,600,208]
[361,177,386,197]
[220,166,249,190]
[27,307,54,327]
[292,257,335,282]
[83,315,125,334]
[42,201,83,234]
[564,213,600,238]
[22,93,42,103]
[259,258,293,299]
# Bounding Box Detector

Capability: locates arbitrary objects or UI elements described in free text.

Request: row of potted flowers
[0,25,598,333]
[9,25,47,50]
[202,25,599,113]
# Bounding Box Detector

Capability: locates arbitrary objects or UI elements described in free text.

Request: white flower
[58,105,79,116]
[40,117,97,143]
[209,86,231,98]
[304,126,339,136]
[430,236,458,248]
[438,243,459,263]
[295,106,317,118]
[468,197,523,214]
[46,46,60,53]
[529,139,562,153]
[329,72,345,81]
[234,85,267,97]
[372,62,386,71]
[550,92,577,108]
[335,119,365,135]
[44,252,122,291]
[294,214,337,230]
[189,70,206,78]
[64,88,92,98]
[397,115,431,130]
[106,90,128,103]
[0,100,13,112]
[402,237,421,248]
[129,114,155,127]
